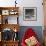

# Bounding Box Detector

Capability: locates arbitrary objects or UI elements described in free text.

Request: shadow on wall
[18,26,43,44]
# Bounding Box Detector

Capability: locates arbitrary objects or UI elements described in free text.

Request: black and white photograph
[23,7,37,21]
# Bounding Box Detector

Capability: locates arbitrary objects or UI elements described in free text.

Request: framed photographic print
[23,7,37,21]
[2,10,9,15]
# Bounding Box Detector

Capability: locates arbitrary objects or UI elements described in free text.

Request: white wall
[18,0,44,26]
[0,0,44,26]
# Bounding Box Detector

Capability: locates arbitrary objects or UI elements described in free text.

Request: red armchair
[21,28,41,46]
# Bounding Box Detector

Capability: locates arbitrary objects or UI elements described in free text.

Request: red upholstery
[21,28,41,46]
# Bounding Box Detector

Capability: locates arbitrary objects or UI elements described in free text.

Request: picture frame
[2,10,9,15]
[23,7,37,21]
